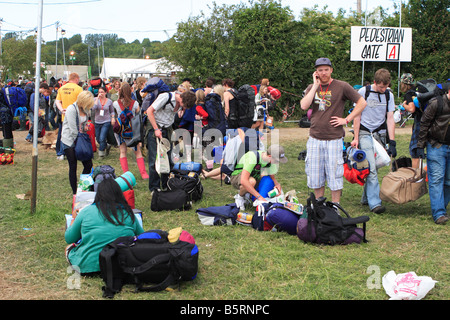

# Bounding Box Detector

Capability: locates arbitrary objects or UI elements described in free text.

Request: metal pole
[31,0,44,214]
[55,21,58,80]
[398,0,402,97]
[361,0,368,86]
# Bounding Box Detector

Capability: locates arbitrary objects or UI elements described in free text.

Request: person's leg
[324,138,344,204]
[359,134,383,211]
[427,143,448,223]
[64,146,78,195]
[147,129,160,192]
[135,144,149,179]
[305,137,326,195]
[25,111,34,141]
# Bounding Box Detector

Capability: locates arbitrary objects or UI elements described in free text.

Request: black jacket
[417,94,450,148]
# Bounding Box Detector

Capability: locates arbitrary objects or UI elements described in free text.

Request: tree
[403,0,449,81]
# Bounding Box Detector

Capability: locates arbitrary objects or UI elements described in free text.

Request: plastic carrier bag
[382,271,438,300]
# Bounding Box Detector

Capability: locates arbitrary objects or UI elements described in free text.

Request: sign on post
[351,26,412,62]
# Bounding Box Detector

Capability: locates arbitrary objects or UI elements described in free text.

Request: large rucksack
[203,92,227,136]
[141,77,172,112]
[99,228,199,298]
[89,77,104,97]
[414,79,449,111]
[2,86,27,114]
[297,193,370,245]
[229,84,256,128]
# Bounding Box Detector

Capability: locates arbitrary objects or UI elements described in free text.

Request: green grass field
[0,125,448,300]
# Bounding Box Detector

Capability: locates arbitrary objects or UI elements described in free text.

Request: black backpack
[305,193,369,245]
[99,229,199,298]
[203,92,227,135]
[167,169,203,202]
[230,85,256,128]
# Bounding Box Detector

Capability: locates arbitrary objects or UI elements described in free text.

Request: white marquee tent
[99,58,182,83]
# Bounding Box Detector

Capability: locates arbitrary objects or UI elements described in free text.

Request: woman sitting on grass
[65,178,144,276]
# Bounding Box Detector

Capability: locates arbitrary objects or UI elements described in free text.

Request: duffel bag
[99,228,198,298]
[151,188,191,212]
[167,169,203,202]
[380,160,427,204]
[196,203,239,226]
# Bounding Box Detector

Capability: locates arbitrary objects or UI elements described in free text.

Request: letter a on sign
[386,43,400,61]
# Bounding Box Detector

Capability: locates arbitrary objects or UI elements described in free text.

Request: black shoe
[371,205,386,214]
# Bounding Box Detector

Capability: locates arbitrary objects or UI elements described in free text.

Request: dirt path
[276,125,412,143]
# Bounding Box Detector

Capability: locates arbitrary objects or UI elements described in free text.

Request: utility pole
[55,21,59,79]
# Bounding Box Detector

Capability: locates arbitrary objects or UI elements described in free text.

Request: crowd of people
[2,57,448,277]
[1,57,449,229]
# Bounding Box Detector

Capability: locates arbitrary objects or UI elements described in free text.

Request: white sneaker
[234,194,246,211]
[57,155,65,161]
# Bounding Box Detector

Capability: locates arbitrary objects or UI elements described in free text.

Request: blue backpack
[2,86,27,114]
[141,77,172,112]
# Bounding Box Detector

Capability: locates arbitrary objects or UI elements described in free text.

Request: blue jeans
[426,142,450,221]
[56,122,64,156]
[147,127,173,192]
[359,133,382,210]
[94,122,111,151]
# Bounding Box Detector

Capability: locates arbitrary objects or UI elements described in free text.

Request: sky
[0,0,399,43]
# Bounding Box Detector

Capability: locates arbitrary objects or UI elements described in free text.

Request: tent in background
[99,58,182,84]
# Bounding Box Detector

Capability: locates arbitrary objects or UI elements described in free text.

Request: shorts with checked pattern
[305,137,344,191]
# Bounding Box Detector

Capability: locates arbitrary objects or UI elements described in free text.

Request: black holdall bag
[151,188,192,212]
[99,229,199,298]
[167,169,203,202]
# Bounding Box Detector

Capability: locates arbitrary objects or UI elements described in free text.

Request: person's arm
[146,106,162,139]
[270,175,282,195]
[300,72,320,110]
[351,114,361,148]
[223,91,231,117]
[330,96,367,127]
[65,208,83,244]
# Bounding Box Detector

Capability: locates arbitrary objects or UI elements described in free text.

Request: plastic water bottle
[237,212,253,222]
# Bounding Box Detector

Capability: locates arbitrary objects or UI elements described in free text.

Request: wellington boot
[98,150,106,160]
[3,138,14,149]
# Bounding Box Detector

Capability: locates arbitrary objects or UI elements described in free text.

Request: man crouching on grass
[230,145,288,210]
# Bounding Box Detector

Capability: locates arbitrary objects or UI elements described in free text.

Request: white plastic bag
[373,136,390,169]
[382,271,438,300]
[155,138,170,175]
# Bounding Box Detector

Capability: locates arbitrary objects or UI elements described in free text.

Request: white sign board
[351,26,412,62]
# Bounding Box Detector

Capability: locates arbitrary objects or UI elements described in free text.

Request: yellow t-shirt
[56,82,83,120]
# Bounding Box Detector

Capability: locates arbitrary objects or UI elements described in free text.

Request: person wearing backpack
[145,86,182,192]
[222,78,240,129]
[25,82,50,143]
[61,91,95,200]
[231,144,288,210]
[65,178,144,275]
[112,83,149,180]
[351,68,397,214]
[301,57,367,205]
[0,84,15,149]
[400,73,422,169]
[416,88,450,225]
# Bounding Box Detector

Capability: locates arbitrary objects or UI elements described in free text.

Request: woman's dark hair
[94,178,135,226]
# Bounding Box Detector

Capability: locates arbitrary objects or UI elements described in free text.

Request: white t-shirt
[358,86,395,132]
[151,92,177,128]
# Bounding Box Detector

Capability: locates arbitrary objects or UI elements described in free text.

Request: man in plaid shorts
[300,58,367,204]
